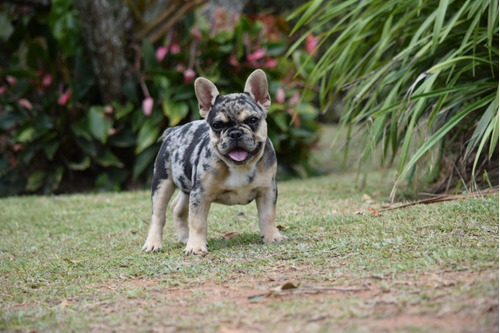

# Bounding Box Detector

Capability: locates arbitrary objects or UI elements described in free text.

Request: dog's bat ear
[244,69,271,110]
[194,77,220,119]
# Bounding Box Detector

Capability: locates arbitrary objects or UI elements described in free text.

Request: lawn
[0,127,498,332]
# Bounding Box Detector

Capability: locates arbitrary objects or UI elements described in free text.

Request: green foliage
[289,0,498,197]
[0,4,319,196]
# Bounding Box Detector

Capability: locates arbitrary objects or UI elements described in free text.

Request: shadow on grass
[207,232,263,252]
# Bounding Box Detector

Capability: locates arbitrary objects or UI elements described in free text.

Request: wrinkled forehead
[209,93,263,123]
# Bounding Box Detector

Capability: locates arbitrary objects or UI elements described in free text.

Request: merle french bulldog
[142,69,288,254]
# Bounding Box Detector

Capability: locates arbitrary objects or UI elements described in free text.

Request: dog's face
[194,70,271,166]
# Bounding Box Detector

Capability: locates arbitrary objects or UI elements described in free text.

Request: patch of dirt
[81,267,498,332]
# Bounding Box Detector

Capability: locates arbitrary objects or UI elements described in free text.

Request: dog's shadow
[207,232,264,252]
[166,232,267,253]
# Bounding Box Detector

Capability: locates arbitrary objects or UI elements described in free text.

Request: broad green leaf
[162,97,188,127]
[88,106,112,144]
[43,141,60,161]
[133,146,157,180]
[135,118,161,154]
[16,127,36,143]
[96,149,124,168]
[69,156,91,171]
[114,102,135,120]
[26,170,46,192]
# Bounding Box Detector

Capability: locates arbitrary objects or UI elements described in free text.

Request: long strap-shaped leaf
[390,92,496,200]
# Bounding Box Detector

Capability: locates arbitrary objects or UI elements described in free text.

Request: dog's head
[194,69,271,166]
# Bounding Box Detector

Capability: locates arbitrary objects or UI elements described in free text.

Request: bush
[289,0,498,198]
[0,3,319,196]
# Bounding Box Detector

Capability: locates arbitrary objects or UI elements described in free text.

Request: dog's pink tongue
[228,148,248,162]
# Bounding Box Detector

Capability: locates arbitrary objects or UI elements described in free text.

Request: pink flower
[183,69,196,84]
[264,58,278,69]
[229,55,239,67]
[156,46,168,62]
[306,34,321,55]
[13,143,24,151]
[247,49,266,62]
[275,87,286,104]
[0,86,6,95]
[190,26,203,40]
[18,99,33,110]
[104,105,114,115]
[42,74,52,87]
[289,92,300,105]
[6,76,16,86]
[142,97,154,117]
[170,43,180,55]
[57,89,72,106]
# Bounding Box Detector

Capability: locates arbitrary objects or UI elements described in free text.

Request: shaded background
[0,0,321,196]
[0,0,497,197]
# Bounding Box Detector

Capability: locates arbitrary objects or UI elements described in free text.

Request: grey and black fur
[142,69,288,254]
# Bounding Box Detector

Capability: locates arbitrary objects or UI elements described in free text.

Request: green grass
[0,168,498,332]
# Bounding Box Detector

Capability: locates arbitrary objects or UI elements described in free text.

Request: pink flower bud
[264,58,278,69]
[289,92,300,105]
[6,76,16,86]
[247,49,266,62]
[183,69,196,84]
[18,98,33,110]
[275,87,286,104]
[306,34,321,55]
[229,56,238,67]
[190,26,203,40]
[42,74,52,87]
[156,46,168,62]
[142,97,153,117]
[170,43,180,55]
[57,89,72,106]
[104,105,114,115]
[13,143,24,151]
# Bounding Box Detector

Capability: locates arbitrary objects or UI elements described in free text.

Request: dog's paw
[142,236,163,252]
[261,233,289,243]
[182,241,208,255]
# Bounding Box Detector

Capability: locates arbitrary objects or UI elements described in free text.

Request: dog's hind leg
[171,191,190,244]
[143,178,176,252]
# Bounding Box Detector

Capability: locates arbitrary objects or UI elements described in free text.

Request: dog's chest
[213,167,263,205]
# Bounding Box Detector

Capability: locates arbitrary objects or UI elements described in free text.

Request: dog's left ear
[244,69,271,110]
[194,77,220,119]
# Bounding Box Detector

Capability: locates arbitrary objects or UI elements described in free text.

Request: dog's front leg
[183,192,211,255]
[256,185,288,243]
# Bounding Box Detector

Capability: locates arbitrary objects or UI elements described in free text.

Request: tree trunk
[73,0,130,104]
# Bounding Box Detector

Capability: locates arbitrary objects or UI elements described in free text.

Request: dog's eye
[211,122,223,131]
[246,117,259,125]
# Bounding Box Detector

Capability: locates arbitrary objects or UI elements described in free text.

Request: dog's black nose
[229,129,243,140]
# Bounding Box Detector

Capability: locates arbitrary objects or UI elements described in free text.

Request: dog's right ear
[194,77,220,119]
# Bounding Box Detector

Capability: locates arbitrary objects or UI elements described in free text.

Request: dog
[142,69,288,254]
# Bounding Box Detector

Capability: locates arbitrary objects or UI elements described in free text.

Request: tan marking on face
[237,109,252,122]
[255,118,268,141]
[214,112,229,123]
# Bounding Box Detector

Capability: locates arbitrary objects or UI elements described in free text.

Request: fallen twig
[379,187,498,212]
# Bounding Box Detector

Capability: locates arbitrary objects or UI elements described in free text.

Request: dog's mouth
[228,148,249,162]
[226,143,262,164]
